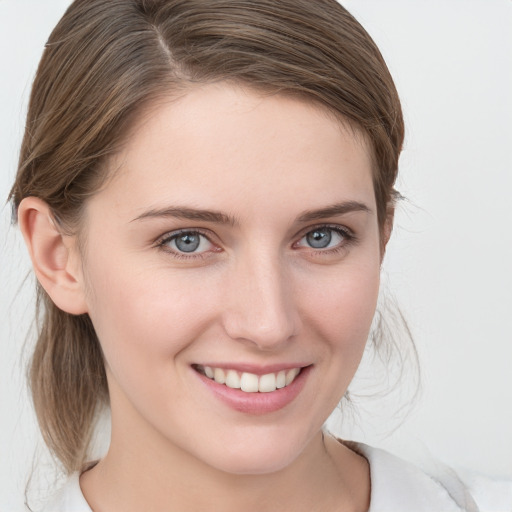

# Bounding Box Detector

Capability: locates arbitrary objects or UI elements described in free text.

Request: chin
[200,430,311,476]
[214,452,298,476]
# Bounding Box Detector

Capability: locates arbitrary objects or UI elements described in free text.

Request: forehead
[90,83,375,223]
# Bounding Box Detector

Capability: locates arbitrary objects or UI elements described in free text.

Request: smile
[195,365,302,393]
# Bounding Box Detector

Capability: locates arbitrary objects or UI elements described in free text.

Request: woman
[5,0,502,510]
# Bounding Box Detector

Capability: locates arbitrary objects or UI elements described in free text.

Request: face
[78,83,382,474]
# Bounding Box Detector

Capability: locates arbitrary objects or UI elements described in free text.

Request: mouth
[192,363,312,414]
[193,364,302,393]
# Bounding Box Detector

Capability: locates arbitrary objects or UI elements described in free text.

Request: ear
[380,207,395,261]
[18,197,88,315]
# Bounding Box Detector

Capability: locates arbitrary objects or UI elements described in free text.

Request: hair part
[10,0,404,473]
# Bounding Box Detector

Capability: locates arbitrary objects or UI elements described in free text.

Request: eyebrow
[297,201,372,222]
[131,201,371,225]
[131,207,237,225]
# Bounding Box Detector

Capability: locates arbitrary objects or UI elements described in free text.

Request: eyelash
[156,229,217,260]
[155,224,356,260]
[294,224,356,256]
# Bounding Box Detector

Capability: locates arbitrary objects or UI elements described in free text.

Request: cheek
[83,255,219,377]
[298,258,380,354]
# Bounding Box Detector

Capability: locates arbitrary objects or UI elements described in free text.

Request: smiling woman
[55,86,382,482]
[5,0,499,511]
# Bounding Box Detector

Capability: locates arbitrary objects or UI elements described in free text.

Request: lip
[193,364,312,415]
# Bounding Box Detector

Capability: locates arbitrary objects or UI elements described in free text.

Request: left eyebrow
[297,201,372,222]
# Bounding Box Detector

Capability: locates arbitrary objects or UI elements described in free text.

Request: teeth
[225,369,241,389]
[276,370,286,389]
[214,368,226,384]
[201,366,302,393]
[240,372,259,392]
[285,368,300,386]
[258,373,276,393]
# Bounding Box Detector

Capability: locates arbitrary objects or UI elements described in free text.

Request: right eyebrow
[296,201,372,222]
[130,206,237,226]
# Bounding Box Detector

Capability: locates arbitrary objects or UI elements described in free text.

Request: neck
[80,398,370,512]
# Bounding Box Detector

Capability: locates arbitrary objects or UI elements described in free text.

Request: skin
[21,83,388,511]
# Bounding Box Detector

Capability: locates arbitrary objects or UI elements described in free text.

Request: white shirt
[41,443,509,512]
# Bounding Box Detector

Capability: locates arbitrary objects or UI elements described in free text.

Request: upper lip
[193,363,311,375]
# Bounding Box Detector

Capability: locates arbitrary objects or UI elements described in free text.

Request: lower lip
[195,366,311,415]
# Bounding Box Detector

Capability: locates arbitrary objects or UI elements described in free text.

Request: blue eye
[306,228,333,248]
[160,231,214,254]
[175,233,201,252]
[297,226,349,250]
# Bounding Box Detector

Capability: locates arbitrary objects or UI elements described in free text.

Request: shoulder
[40,473,92,512]
[347,441,512,512]
[347,441,478,512]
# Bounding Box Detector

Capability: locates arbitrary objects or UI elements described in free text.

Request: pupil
[176,233,200,252]
[306,229,331,249]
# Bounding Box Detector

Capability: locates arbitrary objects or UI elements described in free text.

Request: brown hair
[10,0,404,474]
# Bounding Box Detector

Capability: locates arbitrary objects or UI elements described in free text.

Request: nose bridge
[222,244,299,348]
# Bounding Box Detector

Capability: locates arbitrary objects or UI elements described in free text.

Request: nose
[221,249,300,350]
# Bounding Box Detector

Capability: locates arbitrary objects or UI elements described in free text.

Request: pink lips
[194,364,311,414]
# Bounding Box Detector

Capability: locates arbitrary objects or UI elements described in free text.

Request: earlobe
[18,197,88,315]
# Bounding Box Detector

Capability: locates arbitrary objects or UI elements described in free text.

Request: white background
[1,1,511,510]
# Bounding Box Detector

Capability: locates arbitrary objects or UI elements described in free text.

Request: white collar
[348,442,479,512]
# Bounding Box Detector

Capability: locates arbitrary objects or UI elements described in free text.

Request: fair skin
[20,83,388,512]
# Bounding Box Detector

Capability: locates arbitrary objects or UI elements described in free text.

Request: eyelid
[295,223,355,241]
[155,228,221,257]
[293,223,356,251]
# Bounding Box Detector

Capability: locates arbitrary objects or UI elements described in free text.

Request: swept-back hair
[10,0,404,473]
